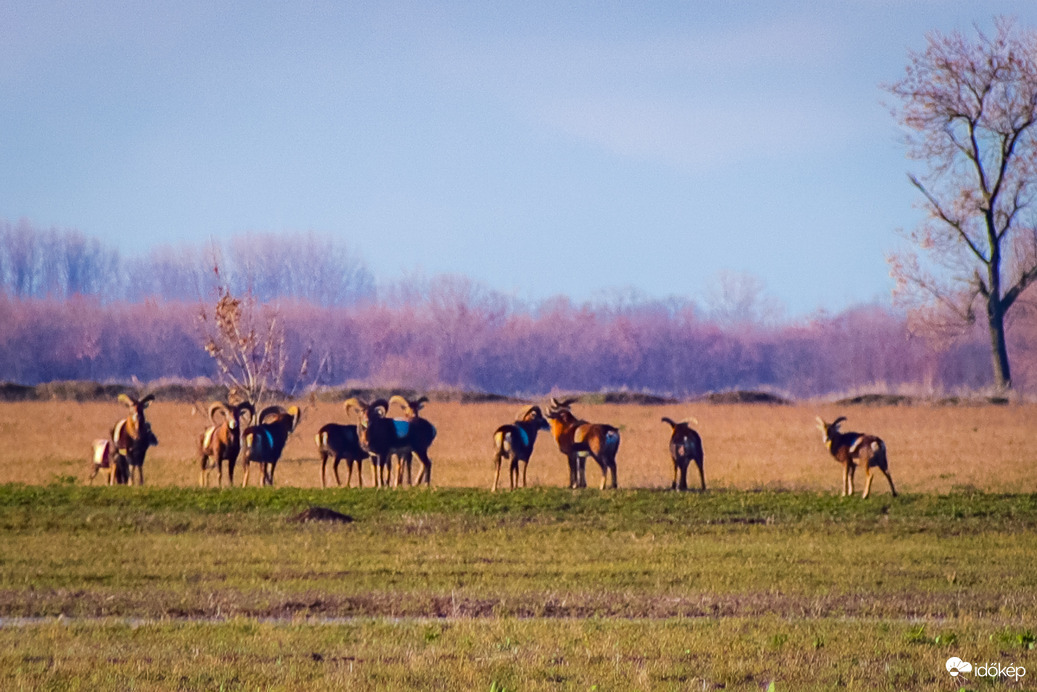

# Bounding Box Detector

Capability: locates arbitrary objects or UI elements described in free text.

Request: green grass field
[2,484,1036,690]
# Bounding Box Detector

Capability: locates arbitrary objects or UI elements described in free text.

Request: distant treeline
[0,293,1027,398]
[0,219,375,306]
[1,219,1034,397]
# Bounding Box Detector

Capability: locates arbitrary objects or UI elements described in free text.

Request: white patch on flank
[202,427,216,450]
[92,439,112,467]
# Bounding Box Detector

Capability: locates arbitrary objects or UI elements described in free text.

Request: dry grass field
[2,398,1033,493]
[3,398,1037,689]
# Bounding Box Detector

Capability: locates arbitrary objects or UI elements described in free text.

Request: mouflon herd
[89,392,897,497]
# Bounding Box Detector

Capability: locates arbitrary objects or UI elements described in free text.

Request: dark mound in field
[311,387,521,405]
[149,382,238,403]
[600,392,678,405]
[455,391,522,403]
[563,392,679,405]
[34,380,129,402]
[835,393,918,406]
[938,395,1011,406]
[0,382,36,401]
[700,390,790,405]
[289,507,355,524]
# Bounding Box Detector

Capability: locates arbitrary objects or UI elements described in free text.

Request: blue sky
[3,1,1036,315]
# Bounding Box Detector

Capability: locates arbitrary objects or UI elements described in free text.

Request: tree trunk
[987,295,1012,392]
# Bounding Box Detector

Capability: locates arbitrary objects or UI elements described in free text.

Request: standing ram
[661,417,705,491]
[816,416,897,499]
[198,400,254,487]
[491,405,550,492]
[345,396,437,488]
[240,405,301,487]
[387,395,437,487]
[546,397,620,490]
[108,393,158,486]
[315,403,369,488]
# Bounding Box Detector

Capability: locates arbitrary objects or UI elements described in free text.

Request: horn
[236,401,256,421]
[550,396,577,411]
[815,416,826,429]
[257,405,286,424]
[139,394,155,406]
[832,416,847,428]
[208,401,231,425]
[389,395,414,417]
[118,393,137,407]
[288,405,301,432]
[369,398,390,417]
[661,417,676,428]
[343,398,367,417]
[517,405,539,420]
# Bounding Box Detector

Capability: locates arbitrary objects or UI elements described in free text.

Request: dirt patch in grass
[0,587,1006,621]
[289,507,355,524]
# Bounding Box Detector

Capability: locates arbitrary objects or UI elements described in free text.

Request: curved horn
[832,416,847,428]
[287,405,301,432]
[815,416,826,429]
[389,395,415,418]
[236,401,256,422]
[369,398,390,417]
[139,394,155,406]
[661,417,676,428]
[208,401,231,425]
[343,397,367,418]
[257,405,287,424]
[118,393,137,407]
[550,396,578,411]
[517,405,540,421]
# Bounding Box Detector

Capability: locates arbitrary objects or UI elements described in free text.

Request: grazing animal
[491,405,550,492]
[546,397,620,490]
[240,405,301,487]
[816,416,897,498]
[89,437,127,485]
[661,417,705,491]
[315,418,368,488]
[345,396,437,488]
[198,400,254,487]
[111,393,158,486]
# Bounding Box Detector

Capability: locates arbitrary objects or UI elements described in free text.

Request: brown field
[4,399,1034,493]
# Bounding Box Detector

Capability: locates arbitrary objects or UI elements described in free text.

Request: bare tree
[226,232,375,306]
[705,270,785,326]
[886,18,1037,391]
[2,219,42,297]
[197,262,303,408]
[126,244,214,302]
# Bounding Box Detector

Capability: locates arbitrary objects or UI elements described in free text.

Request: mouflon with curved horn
[816,416,896,498]
[546,398,620,489]
[491,404,550,492]
[198,400,254,487]
[240,405,301,487]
